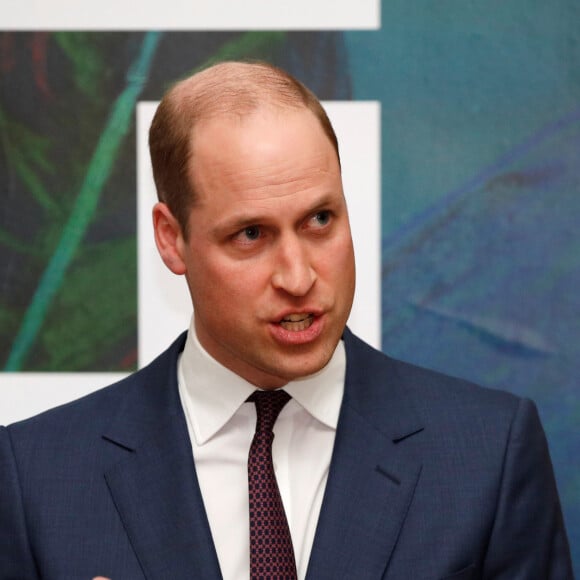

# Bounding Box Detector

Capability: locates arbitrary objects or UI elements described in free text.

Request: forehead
[187,107,342,208]
[191,105,331,157]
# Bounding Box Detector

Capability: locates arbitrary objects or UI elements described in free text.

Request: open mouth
[279,313,314,331]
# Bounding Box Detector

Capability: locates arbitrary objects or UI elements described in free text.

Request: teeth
[283,313,309,322]
[280,313,314,331]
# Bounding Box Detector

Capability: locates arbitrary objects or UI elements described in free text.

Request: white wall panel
[3,0,379,30]
[138,100,381,366]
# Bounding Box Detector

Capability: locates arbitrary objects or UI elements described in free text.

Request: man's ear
[152,202,187,275]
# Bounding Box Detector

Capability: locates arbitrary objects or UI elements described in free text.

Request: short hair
[148,61,340,237]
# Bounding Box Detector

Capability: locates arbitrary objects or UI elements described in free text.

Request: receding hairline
[164,61,334,121]
[148,61,340,237]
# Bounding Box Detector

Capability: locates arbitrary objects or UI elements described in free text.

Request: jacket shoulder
[343,328,522,423]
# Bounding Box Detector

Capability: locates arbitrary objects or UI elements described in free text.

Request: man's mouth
[279,313,314,331]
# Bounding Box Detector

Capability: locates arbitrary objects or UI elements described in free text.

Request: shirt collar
[178,317,345,446]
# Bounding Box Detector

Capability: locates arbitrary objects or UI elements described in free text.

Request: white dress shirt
[177,318,345,580]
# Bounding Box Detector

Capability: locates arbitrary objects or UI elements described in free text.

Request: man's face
[158,107,355,388]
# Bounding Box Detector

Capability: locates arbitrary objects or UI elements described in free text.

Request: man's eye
[236,226,261,242]
[313,211,331,226]
[244,226,260,239]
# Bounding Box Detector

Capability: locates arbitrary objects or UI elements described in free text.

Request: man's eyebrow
[211,213,269,236]
[307,194,341,213]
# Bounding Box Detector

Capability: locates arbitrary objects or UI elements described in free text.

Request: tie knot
[248,389,291,433]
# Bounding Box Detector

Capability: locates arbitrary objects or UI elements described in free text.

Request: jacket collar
[101,329,425,580]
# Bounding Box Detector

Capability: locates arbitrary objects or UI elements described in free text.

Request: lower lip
[269,315,324,346]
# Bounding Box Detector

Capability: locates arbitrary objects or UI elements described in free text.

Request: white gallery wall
[2,0,379,30]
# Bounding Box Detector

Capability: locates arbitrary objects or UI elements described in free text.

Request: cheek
[323,236,355,278]
[183,252,226,308]
[189,256,270,304]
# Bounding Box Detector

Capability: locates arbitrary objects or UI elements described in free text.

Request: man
[0,62,573,579]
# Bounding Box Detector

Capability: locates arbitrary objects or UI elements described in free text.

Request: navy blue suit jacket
[0,329,573,579]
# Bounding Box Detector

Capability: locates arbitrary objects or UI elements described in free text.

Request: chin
[281,353,333,381]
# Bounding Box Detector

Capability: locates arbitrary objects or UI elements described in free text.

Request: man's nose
[271,237,317,296]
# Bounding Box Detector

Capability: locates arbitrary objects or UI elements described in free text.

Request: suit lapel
[306,330,424,580]
[98,329,423,579]
[102,334,222,580]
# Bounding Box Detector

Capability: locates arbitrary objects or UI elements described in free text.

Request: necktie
[247,390,298,580]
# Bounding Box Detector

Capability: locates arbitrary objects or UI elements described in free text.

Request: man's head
[151,61,355,388]
[149,61,340,238]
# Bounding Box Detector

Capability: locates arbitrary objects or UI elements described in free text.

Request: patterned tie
[247,390,298,580]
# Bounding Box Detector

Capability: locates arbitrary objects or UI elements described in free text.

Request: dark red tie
[247,390,298,580]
